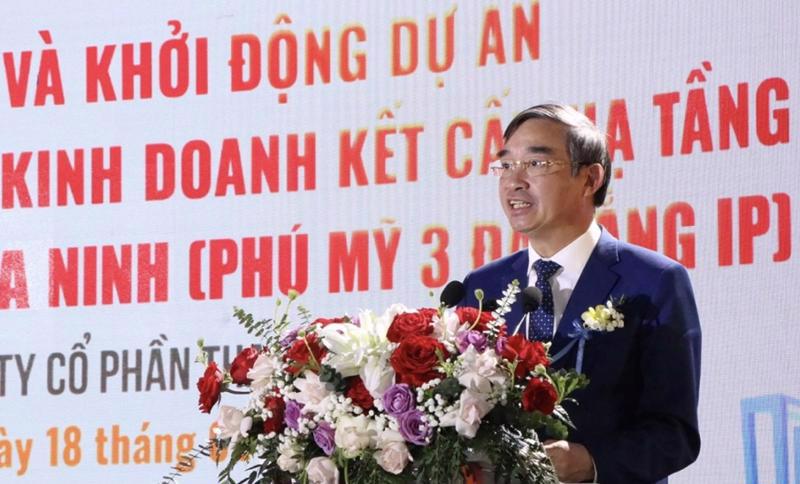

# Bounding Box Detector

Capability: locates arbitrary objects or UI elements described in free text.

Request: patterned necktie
[530,259,562,341]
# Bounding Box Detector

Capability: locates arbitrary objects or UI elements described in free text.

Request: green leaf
[414,429,466,484]
[433,377,463,400]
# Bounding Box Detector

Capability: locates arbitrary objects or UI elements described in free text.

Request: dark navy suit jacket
[461,229,701,484]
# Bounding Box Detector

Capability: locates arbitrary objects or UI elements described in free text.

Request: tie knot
[533,259,561,280]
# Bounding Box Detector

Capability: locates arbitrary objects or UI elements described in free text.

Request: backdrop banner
[1,1,798,483]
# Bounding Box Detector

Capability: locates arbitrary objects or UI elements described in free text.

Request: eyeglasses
[488,159,575,177]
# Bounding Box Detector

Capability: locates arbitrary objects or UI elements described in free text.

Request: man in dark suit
[461,104,701,483]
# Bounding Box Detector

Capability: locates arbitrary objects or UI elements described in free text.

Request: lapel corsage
[552,296,625,373]
[580,296,625,332]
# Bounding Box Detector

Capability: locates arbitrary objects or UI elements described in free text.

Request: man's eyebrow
[525,145,555,155]
[495,145,555,159]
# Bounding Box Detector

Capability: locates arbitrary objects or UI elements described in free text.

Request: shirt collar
[527,222,601,284]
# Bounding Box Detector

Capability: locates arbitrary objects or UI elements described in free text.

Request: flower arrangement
[190,283,588,484]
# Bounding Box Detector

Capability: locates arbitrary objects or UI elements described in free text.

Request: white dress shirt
[526,222,602,482]
[525,222,602,337]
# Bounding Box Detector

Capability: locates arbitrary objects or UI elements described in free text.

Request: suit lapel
[550,230,621,361]
[504,251,530,328]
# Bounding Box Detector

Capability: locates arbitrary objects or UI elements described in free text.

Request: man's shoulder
[465,250,528,278]
[611,236,691,280]
[462,250,528,306]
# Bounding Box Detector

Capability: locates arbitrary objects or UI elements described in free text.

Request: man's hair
[503,103,611,207]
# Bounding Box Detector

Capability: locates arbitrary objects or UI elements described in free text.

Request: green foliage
[233,298,298,351]
[233,307,275,341]
[433,377,463,400]
[318,364,348,392]
[297,304,314,326]
[485,425,558,484]
[160,440,213,483]
[218,438,248,484]
[548,369,589,404]
[240,443,293,484]
[347,451,413,484]
[414,428,467,484]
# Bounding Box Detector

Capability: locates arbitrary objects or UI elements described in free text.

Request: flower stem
[223,388,250,395]
[470,293,485,331]
[303,336,320,370]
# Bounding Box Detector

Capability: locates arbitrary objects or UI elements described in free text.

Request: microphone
[439,281,465,308]
[514,286,542,336]
[521,286,542,313]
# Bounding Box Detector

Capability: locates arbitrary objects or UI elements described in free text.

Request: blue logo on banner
[741,394,800,484]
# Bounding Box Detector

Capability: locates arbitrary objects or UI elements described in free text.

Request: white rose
[454,390,492,438]
[247,352,281,393]
[458,347,506,394]
[285,370,333,415]
[306,456,339,484]
[374,429,412,475]
[276,454,300,473]
[215,406,252,445]
[334,415,377,458]
[276,440,302,473]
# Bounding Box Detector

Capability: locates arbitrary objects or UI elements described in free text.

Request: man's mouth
[508,199,532,209]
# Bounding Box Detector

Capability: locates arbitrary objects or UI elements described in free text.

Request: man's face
[497,118,591,242]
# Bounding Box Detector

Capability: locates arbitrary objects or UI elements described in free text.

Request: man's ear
[583,163,605,198]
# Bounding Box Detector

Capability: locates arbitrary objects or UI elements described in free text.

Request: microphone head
[521,286,542,313]
[440,281,466,308]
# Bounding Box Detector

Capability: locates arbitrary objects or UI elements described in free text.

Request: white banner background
[1,1,798,482]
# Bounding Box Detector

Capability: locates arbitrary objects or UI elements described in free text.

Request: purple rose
[495,335,508,355]
[382,384,415,417]
[398,409,431,446]
[284,399,303,431]
[279,326,302,348]
[313,421,336,456]
[456,330,488,353]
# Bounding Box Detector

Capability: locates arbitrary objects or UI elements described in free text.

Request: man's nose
[503,166,529,189]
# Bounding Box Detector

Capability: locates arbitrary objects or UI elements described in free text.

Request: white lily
[360,353,396,399]
[285,370,333,415]
[247,352,282,394]
[318,309,393,377]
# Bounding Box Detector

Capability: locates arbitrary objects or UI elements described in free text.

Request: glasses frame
[489,158,578,178]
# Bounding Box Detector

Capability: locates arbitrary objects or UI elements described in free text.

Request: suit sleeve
[587,264,702,483]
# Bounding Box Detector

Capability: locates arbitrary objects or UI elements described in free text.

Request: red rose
[387,310,436,343]
[196,362,223,413]
[263,395,286,434]
[521,377,558,415]
[455,307,494,332]
[390,335,447,387]
[229,346,260,385]
[500,334,549,379]
[418,307,439,320]
[345,376,374,410]
[313,316,348,327]
[285,333,327,374]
